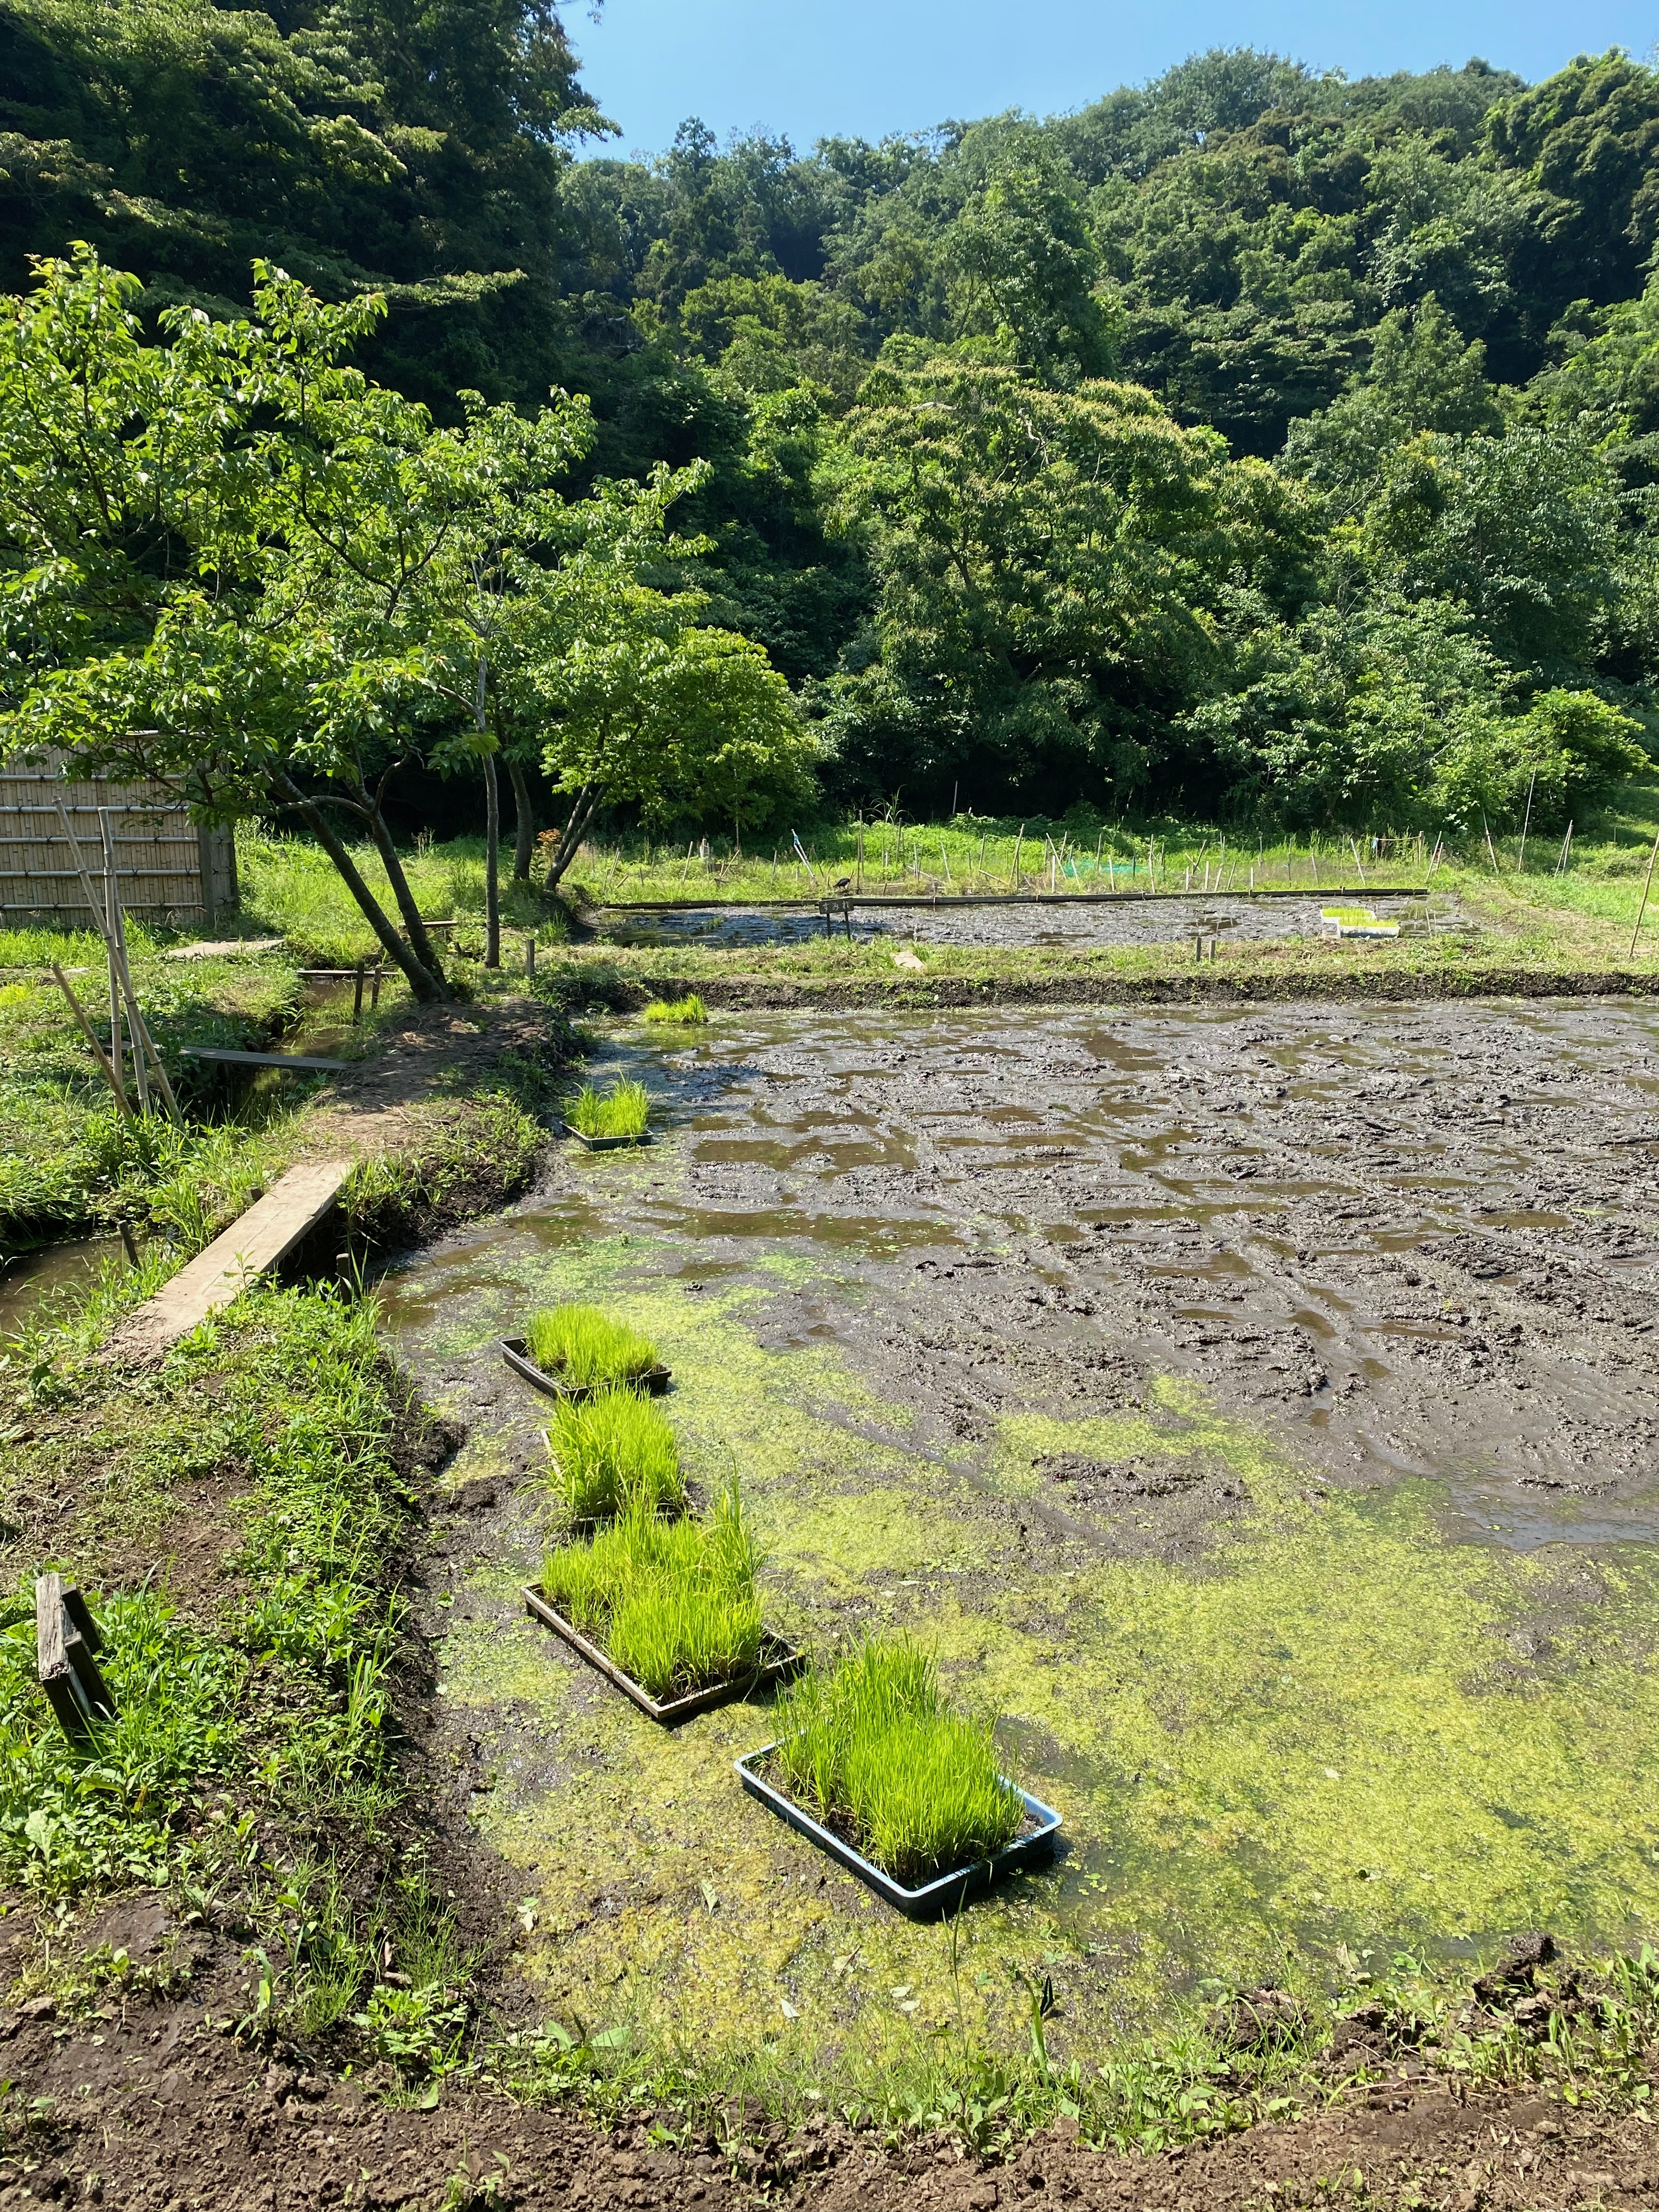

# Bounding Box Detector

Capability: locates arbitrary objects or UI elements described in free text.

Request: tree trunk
[543,781,600,891]
[359,804,450,991]
[506,754,536,882]
[271,773,449,1003]
[483,751,501,968]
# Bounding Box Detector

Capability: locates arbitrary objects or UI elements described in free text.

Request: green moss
[433,1250,1659,2095]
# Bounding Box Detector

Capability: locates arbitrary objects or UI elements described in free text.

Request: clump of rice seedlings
[641,994,708,1025]
[541,1483,764,1698]
[567,1076,652,1140]
[546,1387,684,1520]
[771,1637,1022,1887]
[526,1303,660,1389]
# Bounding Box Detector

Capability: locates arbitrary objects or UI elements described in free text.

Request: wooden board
[99,1157,354,1365]
[182,1046,348,1073]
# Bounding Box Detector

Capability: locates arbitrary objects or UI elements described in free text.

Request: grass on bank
[526,1304,662,1390]
[566,1076,651,1141]
[0,1274,428,2014]
[546,1387,685,1521]
[540,1483,764,1700]
[0,932,304,1252]
[770,1638,1023,1889]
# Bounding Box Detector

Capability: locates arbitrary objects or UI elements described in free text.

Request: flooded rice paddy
[594,890,1435,951]
[382,1001,1659,2086]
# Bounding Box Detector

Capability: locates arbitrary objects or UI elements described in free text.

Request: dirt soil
[2,1946,1655,2210]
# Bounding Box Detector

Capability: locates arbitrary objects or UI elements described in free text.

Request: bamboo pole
[1629,831,1659,959]
[96,811,131,1116]
[49,963,132,1118]
[1517,769,1537,872]
[56,800,179,1121]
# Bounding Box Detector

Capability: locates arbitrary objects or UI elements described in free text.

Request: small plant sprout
[525,1304,661,1390]
[541,1480,765,1700]
[641,994,708,1025]
[770,1637,1023,1887]
[566,1077,651,1141]
[545,1387,685,1521]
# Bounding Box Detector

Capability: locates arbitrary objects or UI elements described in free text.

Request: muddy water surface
[383,1002,1659,2087]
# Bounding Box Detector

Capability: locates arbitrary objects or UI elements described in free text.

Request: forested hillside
[3,4,1658,832]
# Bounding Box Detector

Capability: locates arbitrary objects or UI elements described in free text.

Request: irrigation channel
[382,999,1659,2080]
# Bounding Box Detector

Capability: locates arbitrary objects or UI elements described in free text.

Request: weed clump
[541,1483,764,1699]
[526,1303,661,1390]
[641,994,708,1025]
[566,1077,651,1141]
[546,1387,684,1521]
[771,1637,1022,1887]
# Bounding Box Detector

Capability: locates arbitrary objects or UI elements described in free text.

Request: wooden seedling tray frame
[522,1587,801,1723]
[499,1336,672,1401]
[734,1741,1062,1918]
[563,1122,653,1151]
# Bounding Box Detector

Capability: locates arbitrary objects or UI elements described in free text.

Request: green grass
[566,1076,651,1141]
[526,1303,662,1389]
[235,827,557,966]
[545,1387,685,1521]
[640,994,708,1025]
[540,1483,765,1700]
[770,1638,1023,1889]
[0,931,304,1251]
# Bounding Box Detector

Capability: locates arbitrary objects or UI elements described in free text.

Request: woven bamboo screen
[0,760,236,928]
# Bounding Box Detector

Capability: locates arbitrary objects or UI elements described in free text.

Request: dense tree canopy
[2,11,1657,831]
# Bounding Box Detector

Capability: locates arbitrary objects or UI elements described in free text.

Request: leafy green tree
[1283,295,1502,512]
[526,566,812,887]
[0,247,595,1000]
[817,352,1307,809]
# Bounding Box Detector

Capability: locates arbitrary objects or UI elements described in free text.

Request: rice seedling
[540,1483,764,1699]
[525,1303,661,1389]
[566,1076,652,1141]
[641,994,708,1025]
[546,1387,684,1520]
[770,1637,1023,1887]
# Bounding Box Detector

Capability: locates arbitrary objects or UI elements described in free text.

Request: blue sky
[569,0,1656,158]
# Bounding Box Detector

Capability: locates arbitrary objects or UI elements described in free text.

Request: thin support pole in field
[56,799,178,1121]
[1013,826,1024,890]
[856,823,864,892]
[97,811,127,1113]
[1483,815,1500,873]
[1556,821,1573,876]
[49,962,132,1119]
[1517,770,1537,872]
[1629,831,1659,958]
[1349,838,1367,887]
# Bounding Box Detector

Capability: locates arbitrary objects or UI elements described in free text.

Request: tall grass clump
[541,1483,763,1699]
[567,1077,652,1140]
[641,994,708,1025]
[771,1638,1022,1887]
[546,1387,684,1521]
[526,1304,661,1389]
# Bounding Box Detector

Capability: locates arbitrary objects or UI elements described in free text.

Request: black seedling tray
[563,1122,653,1151]
[734,1742,1062,1918]
[523,1586,800,1723]
[500,1337,673,1402]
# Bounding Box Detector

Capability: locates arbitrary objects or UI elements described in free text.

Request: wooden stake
[1629,831,1659,959]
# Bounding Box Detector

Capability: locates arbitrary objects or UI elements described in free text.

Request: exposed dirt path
[1,1968,1654,2211]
